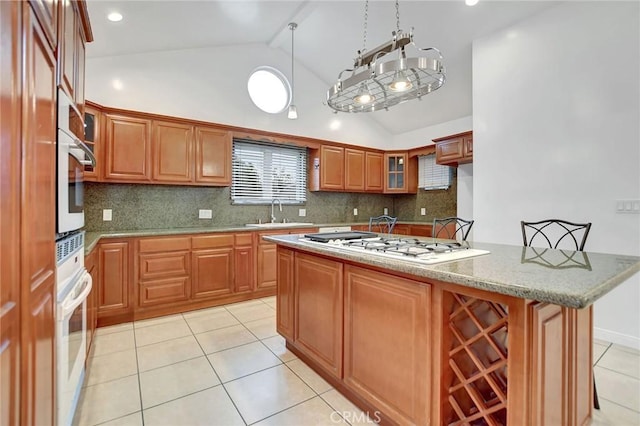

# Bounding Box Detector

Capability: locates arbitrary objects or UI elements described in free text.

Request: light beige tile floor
[74,296,640,425]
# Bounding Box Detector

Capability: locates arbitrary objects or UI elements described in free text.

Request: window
[418,154,452,190]
[231,140,307,204]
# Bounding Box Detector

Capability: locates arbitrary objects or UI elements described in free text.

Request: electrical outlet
[198,209,212,219]
[299,208,306,217]
[353,208,358,216]
[383,207,388,215]
[420,207,426,216]
[103,209,112,221]
[616,199,640,214]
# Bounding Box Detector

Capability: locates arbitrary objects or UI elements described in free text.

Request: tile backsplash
[84,179,457,231]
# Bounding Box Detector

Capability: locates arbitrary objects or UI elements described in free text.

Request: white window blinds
[232,140,307,204]
[418,154,452,190]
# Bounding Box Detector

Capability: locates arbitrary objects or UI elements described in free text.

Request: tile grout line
[184,310,249,426]
[593,342,612,366]
[594,363,640,381]
[597,396,640,414]
[131,322,147,426]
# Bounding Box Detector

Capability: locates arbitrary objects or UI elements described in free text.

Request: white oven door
[57,129,86,234]
[57,269,92,426]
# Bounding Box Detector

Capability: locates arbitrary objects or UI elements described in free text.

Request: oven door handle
[60,272,93,317]
[69,137,97,167]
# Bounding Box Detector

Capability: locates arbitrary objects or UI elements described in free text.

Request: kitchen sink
[245,222,314,228]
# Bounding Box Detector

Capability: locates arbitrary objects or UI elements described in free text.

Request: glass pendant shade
[388,70,413,92]
[353,84,375,105]
[287,105,298,119]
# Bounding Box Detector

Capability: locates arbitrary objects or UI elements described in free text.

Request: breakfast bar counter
[266,233,640,426]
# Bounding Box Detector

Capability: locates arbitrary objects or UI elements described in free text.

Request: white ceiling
[85,0,560,135]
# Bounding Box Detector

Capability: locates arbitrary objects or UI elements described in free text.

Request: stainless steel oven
[56,232,92,426]
[57,89,95,234]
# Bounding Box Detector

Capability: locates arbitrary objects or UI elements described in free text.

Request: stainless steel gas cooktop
[302,234,490,265]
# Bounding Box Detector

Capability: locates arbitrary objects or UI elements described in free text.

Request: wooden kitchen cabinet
[391,224,410,235]
[83,103,101,180]
[409,224,433,237]
[97,240,132,325]
[104,114,152,182]
[320,145,344,190]
[344,148,365,191]
[19,6,58,423]
[191,234,234,299]
[344,265,430,425]
[434,131,473,166]
[58,0,87,112]
[234,233,254,292]
[294,252,343,379]
[365,151,383,192]
[152,120,194,183]
[138,236,191,307]
[276,247,295,341]
[195,126,232,185]
[384,152,417,194]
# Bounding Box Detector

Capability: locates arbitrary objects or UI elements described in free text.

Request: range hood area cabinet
[84,105,232,186]
[309,145,414,194]
[434,131,473,167]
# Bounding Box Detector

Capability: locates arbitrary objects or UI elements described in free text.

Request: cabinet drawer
[192,234,234,249]
[139,252,190,279]
[436,139,464,163]
[235,233,253,246]
[139,277,190,307]
[139,237,190,253]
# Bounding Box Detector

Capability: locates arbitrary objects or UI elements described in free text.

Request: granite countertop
[83,221,422,254]
[263,234,640,309]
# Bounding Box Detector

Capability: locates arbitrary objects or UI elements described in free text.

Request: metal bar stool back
[368,215,398,234]
[433,217,474,241]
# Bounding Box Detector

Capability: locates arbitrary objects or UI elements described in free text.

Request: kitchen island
[265,234,640,426]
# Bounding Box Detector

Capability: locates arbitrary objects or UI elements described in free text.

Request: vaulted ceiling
[85,0,560,135]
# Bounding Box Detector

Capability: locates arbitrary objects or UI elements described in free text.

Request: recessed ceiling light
[107,12,123,22]
[465,0,479,5]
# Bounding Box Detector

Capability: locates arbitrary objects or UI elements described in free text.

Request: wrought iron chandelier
[326,0,446,113]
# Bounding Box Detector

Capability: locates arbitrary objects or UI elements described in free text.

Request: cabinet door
[294,252,343,379]
[98,242,130,316]
[104,114,152,181]
[365,151,383,192]
[152,120,193,183]
[191,249,234,298]
[463,134,473,159]
[257,243,277,289]
[195,127,231,185]
[435,138,463,165]
[59,0,76,100]
[234,245,254,293]
[344,265,430,425]
[28,0,57,49]
[74,25,85,112]
[21,7,57,424]
[392,224,410,235]
[384,153,407,193]
[83,105,100,180]
[344,148,365,191]
[0,2,21,423]
[85,250,98,357]
[320,145,344,190]
[276,248,295,341]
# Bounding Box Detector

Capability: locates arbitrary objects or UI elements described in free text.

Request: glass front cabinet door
[384,153,407,193]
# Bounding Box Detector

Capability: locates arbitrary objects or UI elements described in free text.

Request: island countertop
[264,233,640,309]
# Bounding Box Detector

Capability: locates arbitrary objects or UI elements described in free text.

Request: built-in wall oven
[56,232,92,426]
[57,89,96,234]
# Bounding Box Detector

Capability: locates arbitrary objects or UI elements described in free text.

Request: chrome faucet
[271,199,282,223]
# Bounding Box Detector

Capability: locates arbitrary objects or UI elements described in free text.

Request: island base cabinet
[276,248,295,341]
[344,266,430,426]
[293,252,343,380]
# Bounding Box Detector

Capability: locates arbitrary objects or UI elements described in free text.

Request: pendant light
[326,0,446,113]
[287,22,298,119]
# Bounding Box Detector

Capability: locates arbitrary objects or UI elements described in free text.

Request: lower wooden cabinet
[85,247,98,356]
[234,233,254,292]
[294,252,343,379]
[257,243,277,289]
[97,240,132,325]
[276,248,295,341]
[344,265,430,425]
[191,248,234,298]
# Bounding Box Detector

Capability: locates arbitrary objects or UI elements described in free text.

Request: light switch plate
[383,207,388,215]
[616,199,640,214]
[103,209,112,221]
[299,208,306,217]
[353,208,358,216]
[199,209,212,219]
[420,207,426,216]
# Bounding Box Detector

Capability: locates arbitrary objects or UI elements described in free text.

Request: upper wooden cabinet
[384,152,417,194]
[58,0,87,112]
[104,114,152,182]
[310,145,384,193]
[152,120,194,183]
[194,126,232,185]
[433,131,473,166]
[83,104,100,180]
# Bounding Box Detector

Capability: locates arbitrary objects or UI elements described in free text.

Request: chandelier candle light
[326,0,446,113]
